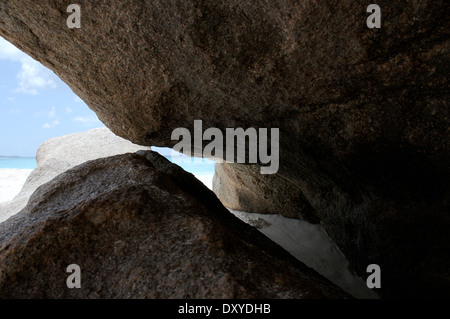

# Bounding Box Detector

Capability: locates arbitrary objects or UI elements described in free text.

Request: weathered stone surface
[0,152,349,299]
[0,0,448,298]
[0,128,149,223]
[0,1,446,150]
[213,163,319,223]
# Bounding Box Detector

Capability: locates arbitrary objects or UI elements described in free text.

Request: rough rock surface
[0,152,349,299]
[214,160,450,298]
[0,128,148,222]
[213,163,319,223]
[0,0,448,298]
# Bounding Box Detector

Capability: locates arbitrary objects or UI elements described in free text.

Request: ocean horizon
[0,153,215,176]
[0,156,37,169]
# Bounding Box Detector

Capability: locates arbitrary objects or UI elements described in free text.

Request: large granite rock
[1,1,447,149]
[1,1,448,297]
[0,128,148,223]
[0,152,349,299]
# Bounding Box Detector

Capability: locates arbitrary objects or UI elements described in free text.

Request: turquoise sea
[0,157,37,169]
[0,154,215,175]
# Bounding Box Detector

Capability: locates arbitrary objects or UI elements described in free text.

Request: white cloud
[1,36,60,95]
[72,116,102,127]
[48,106,57,119]
[65,107,73,114]
[43,120,60,129]
[0,37,27,61]
[42,107,60,129]
[15,57,58,95]
[34,109,47,118]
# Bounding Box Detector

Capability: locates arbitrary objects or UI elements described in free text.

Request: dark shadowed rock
[214,158,450,298]
[0,152,349,299]
[0,0,448,297]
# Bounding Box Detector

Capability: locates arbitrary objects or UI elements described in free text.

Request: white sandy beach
[0,169,33,203]
[229,209,377,299]
[194,174,213,190]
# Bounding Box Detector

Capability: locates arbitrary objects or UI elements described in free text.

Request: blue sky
[0,36,104,157]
